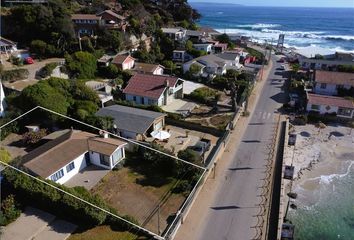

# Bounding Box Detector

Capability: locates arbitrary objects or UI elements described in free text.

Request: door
[85,152,91,166]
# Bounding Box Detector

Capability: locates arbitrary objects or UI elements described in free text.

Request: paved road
[196,55,288,240]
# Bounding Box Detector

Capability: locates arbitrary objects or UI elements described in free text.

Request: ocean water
[191,3,354,52]
[288,160,354,240]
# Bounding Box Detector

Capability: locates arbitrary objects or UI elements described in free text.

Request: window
[66,162,75,173]
[100,154,110,167]
[338,108,352,117]
[336,84,344,89]
[50,169,64,182]
[311,104,320,110]
[133,96,136,102]
[320,83,327,89]
[112,149,123,166]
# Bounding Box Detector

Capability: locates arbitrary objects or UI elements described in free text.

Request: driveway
[1,206,77,240]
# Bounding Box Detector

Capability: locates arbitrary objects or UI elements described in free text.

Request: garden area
[91,145,202,234]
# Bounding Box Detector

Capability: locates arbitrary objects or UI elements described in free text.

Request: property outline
[0,105,208,240]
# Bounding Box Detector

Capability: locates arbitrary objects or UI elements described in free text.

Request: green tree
[30,40,47,59]
[65,51,97,79]
[177,149,201,164]
[185,40,193,52]
[162,60,176,74]
[22,129,48,145]
[20,83,70,115]
[189,63,203,75]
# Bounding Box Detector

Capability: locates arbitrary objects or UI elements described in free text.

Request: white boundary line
[0,105,208,239]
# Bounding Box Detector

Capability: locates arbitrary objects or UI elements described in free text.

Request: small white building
[314,70,354,96]
[132,62,164,75]
[23,129,127,184]
[183,54,227,78]
[193,43,213,54]
[112,54,135,70]
[161,27,186,41]
[306,93,354,118]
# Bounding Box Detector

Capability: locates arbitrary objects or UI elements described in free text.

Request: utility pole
[78,32,82,51]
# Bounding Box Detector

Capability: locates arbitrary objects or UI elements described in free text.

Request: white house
[306,93,354,118]
[132,62,164,75]
[193,43,213,54]
[112,54,135,70]
[183,54,227,78]
[23,129,127,184]
[217,52,242,69]
[0,80,6,117]
[314,70,354,96]
[161,27,186,41]
[96,105,167,140]
[123,73,184,106]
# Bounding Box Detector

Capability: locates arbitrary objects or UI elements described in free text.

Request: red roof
[112,55,135,65]
[315,70,354,86]
[123,74,179,99]
[307,93,354,109]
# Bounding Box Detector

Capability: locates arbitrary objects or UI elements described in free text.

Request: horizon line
[189,2,354,9]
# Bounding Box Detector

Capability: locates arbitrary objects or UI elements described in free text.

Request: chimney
[99,130,109,138]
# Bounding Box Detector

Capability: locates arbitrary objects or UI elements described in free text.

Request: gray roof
[186,30,204,37]
[186,54,226,68]
[161,27,185,34]
[96,105,166,135]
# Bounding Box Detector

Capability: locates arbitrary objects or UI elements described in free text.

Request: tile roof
[71,14,101,20]
[23,130,126,178]
[97,10,125,20]
[216,52,239,61]
[96,105,166,134]
[112,54,135,65]
[133,62,164,74]
[307,93,354,109]
[123,73,180,99]
[315,70,354,86]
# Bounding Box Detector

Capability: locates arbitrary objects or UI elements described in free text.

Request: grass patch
[68,225,147,240]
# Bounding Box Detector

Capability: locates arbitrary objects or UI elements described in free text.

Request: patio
[64,165,110,190]
[161,99,198,115]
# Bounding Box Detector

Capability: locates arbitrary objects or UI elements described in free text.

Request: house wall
[89,151,112,170]
[154,67,164,75]
[125,94,158,105]
[193,44,212,53]
[122,59,135,70]
[314,83,337,95]
[306,103,338,115]
[120,129,138,139]
[47,152,87,184]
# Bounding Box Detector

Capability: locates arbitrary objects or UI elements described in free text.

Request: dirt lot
[1,133,29,160]
[91,167,186,234]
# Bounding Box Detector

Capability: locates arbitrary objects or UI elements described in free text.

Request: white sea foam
[235,23,281,29]
[319,161,354,185]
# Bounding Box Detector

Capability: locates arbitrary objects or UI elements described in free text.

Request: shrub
[30,40,47,58]
[39,62,58,78]
[3,168,109,225]
[172,180,192,194]
[22,129,48,145]
[189,87,218,104]
[0,194,21,226]
[177,149,201,164]
[0,147,12,164]
[0,69,29,82]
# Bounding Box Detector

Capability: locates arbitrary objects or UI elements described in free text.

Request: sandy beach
[284,123,354,239]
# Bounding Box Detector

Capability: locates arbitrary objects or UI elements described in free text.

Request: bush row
[3,168,138,229]
[1,69,29,82]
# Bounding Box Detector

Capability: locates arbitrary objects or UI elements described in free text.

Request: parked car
[24,57,34,64]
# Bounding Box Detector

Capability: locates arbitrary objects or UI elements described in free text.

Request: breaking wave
[235,23,281,29]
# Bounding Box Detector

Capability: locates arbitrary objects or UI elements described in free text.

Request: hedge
[3,169,138,228]
[1,69,29,82]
